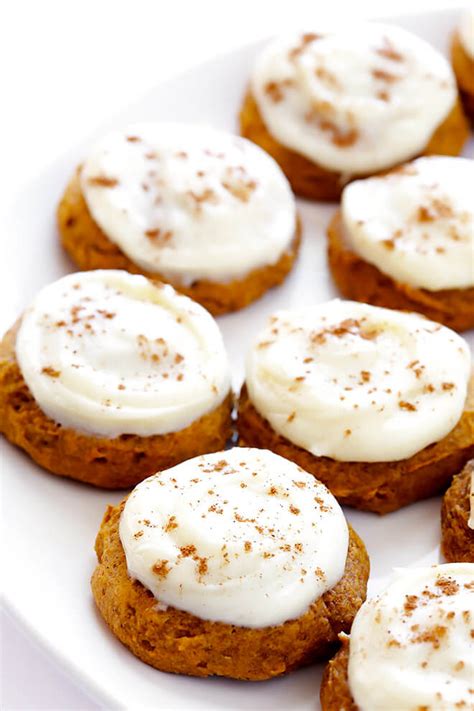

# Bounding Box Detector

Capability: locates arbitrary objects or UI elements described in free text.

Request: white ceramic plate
[2,7,473,709]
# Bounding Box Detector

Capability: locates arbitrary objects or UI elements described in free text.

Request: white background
[0,1,465,708]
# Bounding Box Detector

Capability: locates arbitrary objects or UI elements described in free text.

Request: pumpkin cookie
[238,300,473,514]
[320,564,474,710]
[441,460,474,563]
[240,24,468,200]
[58,124,300,316]
[91,448,369,680]
[451,9,474,119]
[327,156,474,332]
[0,270,232,488]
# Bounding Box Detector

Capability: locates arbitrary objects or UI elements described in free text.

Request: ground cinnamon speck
[164,516,178,532]
[87,175,119,188]
[41,366,61,378]
[399,400,417,412]
[179,545,197,558]
[152,560,171,578]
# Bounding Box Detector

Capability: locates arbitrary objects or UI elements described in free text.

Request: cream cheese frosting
[251,24,456,174]
[347,564,474,711]
[245,300,471,463]
[459,7,474,59]
[119,447,349,628]
[341,157,474,291]
[15,270,230,438]
[80,123,296,286]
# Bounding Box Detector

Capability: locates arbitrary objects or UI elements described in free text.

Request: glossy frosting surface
[342,157,474,291]
[246,300,470,462]
[120,448,349,627]
[252,24,456,173]
[16,270,230,437]
[348,564,474,710]
[81,124,296,285]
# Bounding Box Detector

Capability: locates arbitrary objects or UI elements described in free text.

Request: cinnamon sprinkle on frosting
[348,565,474,709]
[245,299,469,463]
[119,448,349,627]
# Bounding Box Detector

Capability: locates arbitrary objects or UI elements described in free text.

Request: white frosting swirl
[81,124,296,286]
[245,300,471,463]
[251,23,456,174]
[119,448,349,628]
[16,270,230,437]
[459,8,474,59]
[341,157,474,291]
[348,564,474,711]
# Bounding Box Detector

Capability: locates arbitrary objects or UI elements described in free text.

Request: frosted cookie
[452,8,474,119]
[237,300,474,514]
[91,448,369,680]
[0,270,232,488]
[320,564,474,710]
[441,460,474,563]
[58,124,300,315]
[240,24,468,200]
[327,156,474,332]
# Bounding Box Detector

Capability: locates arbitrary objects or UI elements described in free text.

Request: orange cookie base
[451,31,474,120]
[237,381,474,515]
[441,460,474,563]
[57,171,301,317]
[320,642,357,711]
[91,500,369,681]
[0,323,233,489]
[327,211,474,332]
[239,90,469,201]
